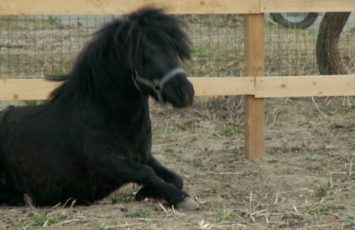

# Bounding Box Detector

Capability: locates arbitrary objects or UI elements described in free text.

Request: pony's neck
[49,23,148,120]
[100,94,151,136]
[103,89,149,118]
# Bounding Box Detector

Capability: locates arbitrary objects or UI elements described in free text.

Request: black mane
[50,8,190,103]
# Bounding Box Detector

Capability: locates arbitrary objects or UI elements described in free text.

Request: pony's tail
[44,74,70,100]
[44,74,69,82]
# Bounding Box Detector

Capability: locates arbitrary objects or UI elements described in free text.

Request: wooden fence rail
[1,0,355,159]
[1,0,354,15]
[2,75,355,100]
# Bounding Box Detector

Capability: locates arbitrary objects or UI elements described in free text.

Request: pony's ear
[128,7,191,61]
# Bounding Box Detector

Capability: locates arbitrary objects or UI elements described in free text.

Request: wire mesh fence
[0,13,354,79]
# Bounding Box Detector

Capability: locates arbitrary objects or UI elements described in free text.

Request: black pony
[0,8,199,210]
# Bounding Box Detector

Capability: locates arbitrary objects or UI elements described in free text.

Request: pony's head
[53,8,194,108]
[117,7,194,107]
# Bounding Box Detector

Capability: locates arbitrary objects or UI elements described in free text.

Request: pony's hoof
[175,197,200,210]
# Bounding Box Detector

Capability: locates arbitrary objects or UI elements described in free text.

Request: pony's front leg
[146,157,199,210]
[149,156,183,188]
[92,156,197,209]
[135,156,183,201]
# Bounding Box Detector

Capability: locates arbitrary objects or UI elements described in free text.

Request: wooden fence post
[244,14,265,159]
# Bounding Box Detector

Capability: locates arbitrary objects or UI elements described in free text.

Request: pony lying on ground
[0,7,199,210]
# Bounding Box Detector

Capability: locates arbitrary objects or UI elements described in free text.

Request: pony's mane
[125,7,191,66]
[49,7,191,102]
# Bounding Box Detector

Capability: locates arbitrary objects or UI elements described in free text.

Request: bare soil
[0,96,354,230]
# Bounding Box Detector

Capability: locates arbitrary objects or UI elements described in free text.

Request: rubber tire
[270,13,318,29]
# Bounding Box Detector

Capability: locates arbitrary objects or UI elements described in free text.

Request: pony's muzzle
[178,80,194,106]
[154,67,194,106]
[163,75,194,108]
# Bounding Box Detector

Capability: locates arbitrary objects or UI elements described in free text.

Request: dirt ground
[0,96,354,230]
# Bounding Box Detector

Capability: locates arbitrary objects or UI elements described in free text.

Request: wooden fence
[1,0,355,160]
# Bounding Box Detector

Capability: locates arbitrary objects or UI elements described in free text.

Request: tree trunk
[316,12,350,75]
